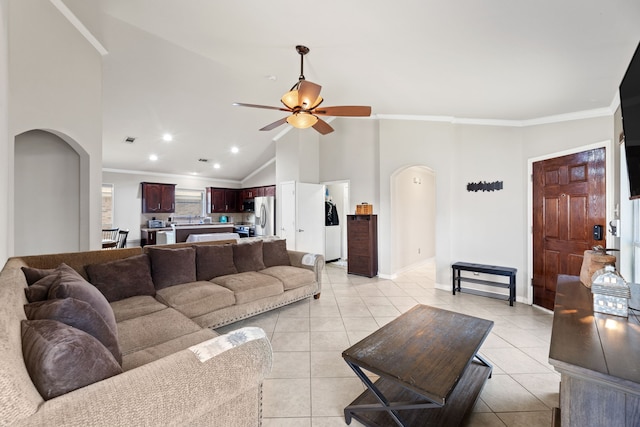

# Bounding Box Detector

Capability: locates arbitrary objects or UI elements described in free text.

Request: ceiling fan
[233,45,371,135]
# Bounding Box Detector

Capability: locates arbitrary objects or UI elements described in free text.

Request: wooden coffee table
[342,304,494,426]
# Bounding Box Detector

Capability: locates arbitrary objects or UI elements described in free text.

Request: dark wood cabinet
[347,215,378,277]
[207,187,240,213]
[141,182,176,213]
[264,185,276,197]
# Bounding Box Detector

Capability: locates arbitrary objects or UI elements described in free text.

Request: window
[101,184,114,228]
[174,188,205,217]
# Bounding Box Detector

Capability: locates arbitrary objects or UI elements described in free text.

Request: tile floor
[216,261,559,427]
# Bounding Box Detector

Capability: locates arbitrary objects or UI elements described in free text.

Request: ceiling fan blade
[259,117,289,131]
[314,106,372,117]
[298,81,322,109]
[312,118,334,135]
[233,102,290,112]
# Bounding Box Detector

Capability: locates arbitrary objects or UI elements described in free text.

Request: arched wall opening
[390,165,436,275]
[14,129,90,255]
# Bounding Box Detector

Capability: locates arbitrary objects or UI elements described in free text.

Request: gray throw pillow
[263,240,291,267]
[21,319,122,400]
[47,264,117,338]
[21,266,55,286]
[24,298,122,365]
[233,241,266,273]
[24,273,59,303]
[147,247,197,290]
[86,254,156,302]
[195,244,238,281]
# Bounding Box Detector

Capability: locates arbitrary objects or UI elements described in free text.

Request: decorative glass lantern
[591,265,630,318]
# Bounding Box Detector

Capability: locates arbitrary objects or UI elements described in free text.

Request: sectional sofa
[0,239,324,426]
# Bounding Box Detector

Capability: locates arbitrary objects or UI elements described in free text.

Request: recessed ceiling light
[190,172,198,175]
[213,163,221,169]
[162,133,173,142]
[231,146,239,154]
[149,154,158,161]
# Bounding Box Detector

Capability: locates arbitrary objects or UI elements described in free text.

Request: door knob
[298,229,304,232]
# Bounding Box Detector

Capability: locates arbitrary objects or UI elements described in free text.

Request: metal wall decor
[467,181,503,192]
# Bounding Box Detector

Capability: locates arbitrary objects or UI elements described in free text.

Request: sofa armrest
[288,250,325,289]
[23,329,272,426]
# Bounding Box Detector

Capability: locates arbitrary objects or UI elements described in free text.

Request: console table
[342,304,493,426]
[549,275,640,427]
[452,262,517,306]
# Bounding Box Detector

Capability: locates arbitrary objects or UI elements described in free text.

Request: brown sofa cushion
[21,319,122,400]
[47,264,117,339]
[155,281,236,319]
[24,298,122,365]
[233,241,265,273]
[86,254,156,302]
[21,266,55,285]
[260,266,315,291]
[195,244,237,281]
[212,271,283,304]
[24,273,59,303]
[147,247,196,290]
[262,240,291,267]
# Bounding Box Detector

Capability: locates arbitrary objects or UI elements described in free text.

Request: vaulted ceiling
[92,0,640,180]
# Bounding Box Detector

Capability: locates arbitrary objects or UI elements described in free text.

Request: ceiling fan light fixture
[281,90,299,109]
[287,112,318,129]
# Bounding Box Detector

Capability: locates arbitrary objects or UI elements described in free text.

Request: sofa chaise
[0,239,324,426]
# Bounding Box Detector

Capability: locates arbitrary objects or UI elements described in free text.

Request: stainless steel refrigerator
[254,196,275,236]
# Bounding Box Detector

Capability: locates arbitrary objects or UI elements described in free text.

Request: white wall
[9,0,103,252]
[0,0,8,265]
[103,170,240,244]
[392,166,436,272]
[319,119,380,212]
[15,131,80,255]
[242,159,275,188]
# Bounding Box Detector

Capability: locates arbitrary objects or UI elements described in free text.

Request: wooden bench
[452,262,517,306]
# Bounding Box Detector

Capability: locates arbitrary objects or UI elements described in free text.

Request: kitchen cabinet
[347,215,378,277]
[207,187,240,213]
[141,182,176,213]
[264,185,276,197]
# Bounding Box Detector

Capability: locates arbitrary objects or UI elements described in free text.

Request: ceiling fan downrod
[296,45,309,83]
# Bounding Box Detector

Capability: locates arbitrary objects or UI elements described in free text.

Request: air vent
[198,158,209,163]
[123,136,136,144]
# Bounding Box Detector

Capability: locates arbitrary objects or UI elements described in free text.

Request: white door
[295,182,325,255]
[279,182,296,250]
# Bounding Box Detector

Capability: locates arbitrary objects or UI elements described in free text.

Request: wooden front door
[532,148,606,310]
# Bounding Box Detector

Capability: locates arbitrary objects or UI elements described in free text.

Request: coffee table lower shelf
[345,360,491,427]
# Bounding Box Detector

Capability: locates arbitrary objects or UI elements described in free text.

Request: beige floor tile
[263,378,311,417]
[270,331,310,351]
[311,377,365,417]
[341,316,379,332]
[310,317,346,332]
[275,316,310,332]
[260,258,557,426]
[481,347,551,375]
[496,410,553,427]
[312,416,366,426]
[263,417,311,427]
[268,351,310,379]
[464,412,508,426]
[311,351,353,378]
[510,373,560,409]
[311,331,350,351]
[480,374,549,412]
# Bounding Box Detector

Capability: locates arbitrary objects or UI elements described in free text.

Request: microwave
[147,219,165,228]
[242,200,255,212]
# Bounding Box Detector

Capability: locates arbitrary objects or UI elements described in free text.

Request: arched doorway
[14,130,84,255]
[390,165,436,274]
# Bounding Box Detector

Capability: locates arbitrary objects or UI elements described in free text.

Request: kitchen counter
[141,223,235,245]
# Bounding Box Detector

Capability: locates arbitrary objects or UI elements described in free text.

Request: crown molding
[102,168,240,184]
[50,0,108,56]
